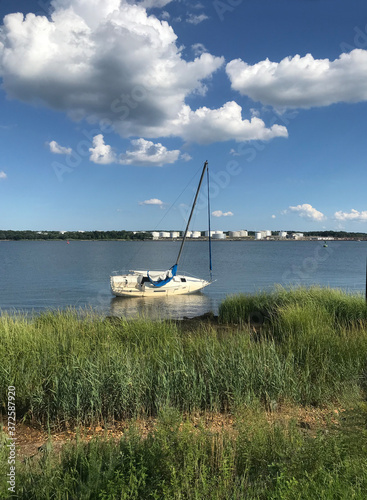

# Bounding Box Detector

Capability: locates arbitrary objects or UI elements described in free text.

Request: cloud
[192,43,207,56]
[139,198,164,206]
[48,140,72,155]
[89,134,117,164]
[160,11,170,20]
[334,209,367,221]
[120,138,180,166]
[212,210,233,217]
[186,13,208,25]
[0,170,7,180]
[0,0,286,144]
[287,204,325,221]
[89,134,183,166]
[180,152,192,162]
[226,49,367,109]
[174,101,288,144]
[138,0,173,8]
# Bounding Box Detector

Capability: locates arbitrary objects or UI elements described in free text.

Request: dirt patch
[1,406,346,461]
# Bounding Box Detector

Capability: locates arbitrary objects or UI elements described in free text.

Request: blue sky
[1,0,367,232]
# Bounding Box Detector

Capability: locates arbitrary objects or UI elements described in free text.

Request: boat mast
[175,161,208,267]
[207,165,213,281]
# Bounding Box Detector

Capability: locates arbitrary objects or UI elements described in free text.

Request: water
[0,240,366,318]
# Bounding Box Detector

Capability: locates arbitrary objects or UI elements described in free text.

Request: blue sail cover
[147,264,177,287]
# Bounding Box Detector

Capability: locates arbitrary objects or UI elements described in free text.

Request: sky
[1,0,367,232]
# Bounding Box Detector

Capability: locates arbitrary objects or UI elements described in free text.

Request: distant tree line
[242,230,367,239]
[1,229,367,241]
[304,231,367,239]
[0,230,153,241]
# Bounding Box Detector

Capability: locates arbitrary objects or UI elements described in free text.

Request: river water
[1,240,366,318]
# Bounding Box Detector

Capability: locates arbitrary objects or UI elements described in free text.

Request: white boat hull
[110,270,210,297]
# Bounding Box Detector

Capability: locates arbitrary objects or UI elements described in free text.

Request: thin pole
[207,165,213,281]
[176,161,208,267]
[365,255,367,303]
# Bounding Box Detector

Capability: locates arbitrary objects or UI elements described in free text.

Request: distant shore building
[212,231,226,239]
[255,231,269,240]
[229,231,241,238]
[292,233,304,240]
[279,231,287,238]
[205,230,226,239]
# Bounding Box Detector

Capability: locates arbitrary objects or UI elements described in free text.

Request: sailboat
[110,161,213,297]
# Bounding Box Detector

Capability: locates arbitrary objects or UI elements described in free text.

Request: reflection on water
[110,292,216,319]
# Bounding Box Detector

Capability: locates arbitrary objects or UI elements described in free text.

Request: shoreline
[0,238,366,242]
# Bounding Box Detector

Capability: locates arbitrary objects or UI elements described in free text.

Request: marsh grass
[219,286,367,329]
[1,287,367,427]
[2,289,367,498]
[2,406,367,499]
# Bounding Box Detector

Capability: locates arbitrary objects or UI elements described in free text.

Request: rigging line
[151,163,206,232]
[207,165,213,281]
[176,161,208,267]
[124,162,205,271]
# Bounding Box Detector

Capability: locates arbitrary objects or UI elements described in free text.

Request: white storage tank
[191,231,201,238]
[205,230,215,237]
[255,232,262,240]
[266,230,272,237]
[151,231,160,240]
[159,231,170,238]
[229,231,240,238]
[279,231,287,238]
[239,230,248,237]
[170,231,180,239]
[212,232,226,239]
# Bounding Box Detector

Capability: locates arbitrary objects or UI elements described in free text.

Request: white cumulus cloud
[139,198,164,206]
[48,140,72,155]
[174,101,288,144]
[120,138,180,166]
[212,210,233,217]
[89,134,183,166]
[0,0,287,144]
[226,49,367,109]
[89,134,117,164]
[287,204,325,221]
[0,170,7,179]
[334,209,367,221]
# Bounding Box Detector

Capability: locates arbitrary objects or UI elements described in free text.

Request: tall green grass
[219,286,367,328]
[1,407,367,499]
[1,287,367,426]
